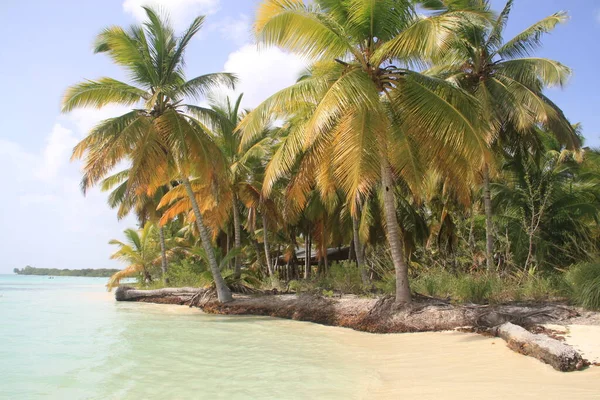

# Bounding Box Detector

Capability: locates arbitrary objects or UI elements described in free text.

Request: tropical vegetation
[63,1,600,309]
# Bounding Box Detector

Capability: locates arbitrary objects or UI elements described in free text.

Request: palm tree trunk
[262,212,274,277]
[304,230,311,279]
[182,177,232,303]
[352,210,369,285]
[483,164,494,271]
[226,231,230,268]
[158,225,168,284]
[468,208,476,252]
[251,236,264,268]
[381,160,411,304]
[232,195,242,279]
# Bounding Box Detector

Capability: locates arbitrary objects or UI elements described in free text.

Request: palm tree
[63,7,236,302]
[493,130,598,271]
[240,0,489,303]
[426,0,580,270]
[100,169,172,282]
[158,94,276,278]
[107,222,161,290]
[190,94,274,278]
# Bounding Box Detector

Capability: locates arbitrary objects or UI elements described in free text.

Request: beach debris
[494,322,588,372]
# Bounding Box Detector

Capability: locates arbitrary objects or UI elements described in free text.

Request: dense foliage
[63,1,600,308]
[14,266,120,277]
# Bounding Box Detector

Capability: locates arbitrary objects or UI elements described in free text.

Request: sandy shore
[544,324,600,364]
[115,286,600,372]
[353,330,600,399]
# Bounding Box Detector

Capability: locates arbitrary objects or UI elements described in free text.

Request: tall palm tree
[158,94,275,278]
[426,0,579,270]
[63,7,236,302]
[107,222,161,290]
[190,94,274,278]
[240,0,488,303]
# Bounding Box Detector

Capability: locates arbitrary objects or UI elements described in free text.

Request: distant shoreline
[13,267,118,278]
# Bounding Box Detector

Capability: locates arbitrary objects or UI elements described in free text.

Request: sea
[1,274,599,399]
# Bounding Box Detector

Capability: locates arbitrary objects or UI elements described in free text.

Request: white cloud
[123,0,220,28]
[223,44,307,108]
[36,124,78,182]
[0,108,136,272]
[209,14,251,45]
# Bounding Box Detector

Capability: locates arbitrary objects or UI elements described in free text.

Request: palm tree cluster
[64,1,600,304]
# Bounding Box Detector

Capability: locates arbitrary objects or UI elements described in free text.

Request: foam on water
[1,275,599,399]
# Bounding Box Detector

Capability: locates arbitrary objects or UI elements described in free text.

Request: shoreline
[115,286,600,371]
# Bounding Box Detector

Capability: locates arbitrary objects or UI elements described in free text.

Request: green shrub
[327,262,364,294]
[454,274,497,304]
[566,262,600,310]
[373,270,396,295]
[167,260,204,287]
[411,269,454,298]
[518,275,562,301]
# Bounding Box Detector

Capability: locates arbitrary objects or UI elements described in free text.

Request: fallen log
[115,286,207,304]
[495,322,587,372]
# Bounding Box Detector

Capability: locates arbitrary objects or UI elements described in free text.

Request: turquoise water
[0,275,372,399]
[2,274,600,400]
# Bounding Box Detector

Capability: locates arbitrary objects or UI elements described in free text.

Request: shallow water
[1,275,599,399]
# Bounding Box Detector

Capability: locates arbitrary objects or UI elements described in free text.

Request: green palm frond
[179,73,237,101]
[497,58,571,88]
[255,0,352,60]
[496,11,568,59]
[62,78,148,112]
[486,0,513,49]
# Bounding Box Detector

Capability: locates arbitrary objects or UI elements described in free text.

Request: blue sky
[0,0,598,273]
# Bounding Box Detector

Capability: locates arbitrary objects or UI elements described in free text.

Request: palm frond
[62,78,147,112]
[496,12,568,59]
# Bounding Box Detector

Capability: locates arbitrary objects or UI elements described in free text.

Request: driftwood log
[115,286,201,303]
[494,322,587,372]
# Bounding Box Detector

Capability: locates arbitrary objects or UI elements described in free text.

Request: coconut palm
[493,131,599,271]
[190,94,275,278]
[240,0,490,303]
[107,222,161,290]
[100,170,172,282]
[426,0,580,270]
[158,94,275,278]
[63,7,236,302]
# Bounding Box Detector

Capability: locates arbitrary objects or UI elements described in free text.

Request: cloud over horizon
[0,107,135,272]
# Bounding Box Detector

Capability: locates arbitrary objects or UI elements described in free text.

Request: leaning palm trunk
[232,195,242,279]
[158,226,168,283]
[304,230,311,279]
[352,211,369,285]
[381,161,411,303]
[262,212,274,277]
[182,177,233,303]
[483,164,494,271]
